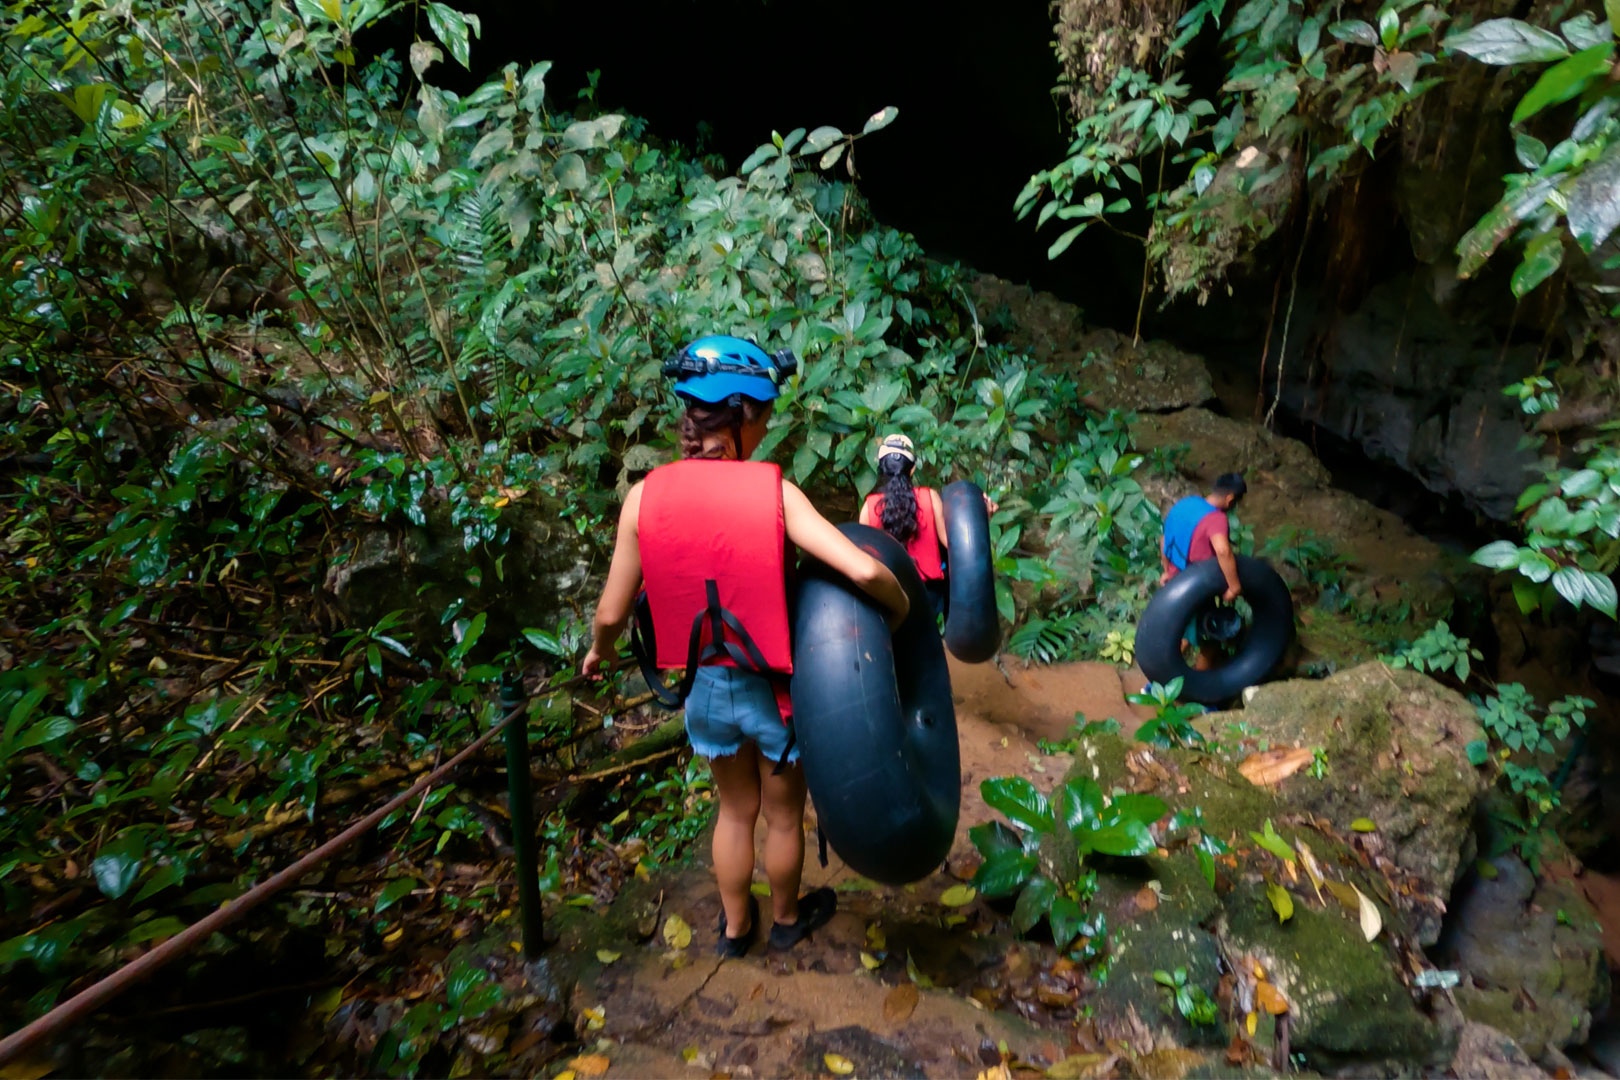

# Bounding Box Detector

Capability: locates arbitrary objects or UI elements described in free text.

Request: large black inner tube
[940,480,1000,663]
[1136,555,1294,705]
[791,524,960,884]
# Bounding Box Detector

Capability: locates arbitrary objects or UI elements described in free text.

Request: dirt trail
[573,656,1142,1079]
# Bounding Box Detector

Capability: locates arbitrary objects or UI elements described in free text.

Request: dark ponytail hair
[876,453,919,542]
[677,398,772,460]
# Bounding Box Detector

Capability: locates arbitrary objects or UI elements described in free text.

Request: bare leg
[708,749,762,937]
[758,749,808,926]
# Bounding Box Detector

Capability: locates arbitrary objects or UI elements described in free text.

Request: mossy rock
[1222,880,1453,1070]
[1440,854,1611,1058]
[1203,664,1489,944]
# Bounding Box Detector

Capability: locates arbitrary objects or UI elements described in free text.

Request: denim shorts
[683,666,796,763]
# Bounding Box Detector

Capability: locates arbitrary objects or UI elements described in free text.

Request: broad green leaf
[92,831,147,899]
[1471,540,1522,569]
[522,628,565,656]
[375,876,418,914]
[1443,18,1570,64]
[1563,469,1603,498]
[802,126,842,153]
[1047,223,1087,260]
[126,916,187,944]
[424,2,475,68]
[1512,44,1615,125]
[554,152,588,191]
[1567,143,1620,250]
[980,776,1052,833]
[1107,793,1168,826]
[1328,19,1378,45]
[974,848,1038,898]
[1248,819,1296,863]
[1466,739,1490,765]
[1510,231,1564,297]
[1513,131,1548,169]
[1560,13,1612,49]
[1379,8,1400,49]
[1085,819,1155,857]
[738,143,778,175]
[1048,895,1086,949]
[1060,777,1104,832]
[862,106,899,134]
[1298,17,1321,58]
[1012,876,1058,933]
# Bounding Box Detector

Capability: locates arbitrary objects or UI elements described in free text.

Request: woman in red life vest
[858,434,996,618]
[582,337,909,957]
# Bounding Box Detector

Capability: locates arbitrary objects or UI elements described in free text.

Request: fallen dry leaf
[1295,839,1326,904]
[975,1066,1011,1080]
[940,884,977,907]
[1324,880,1361,912]
[1255,980,1288,1015]
[663,913,692,950]
[860,951,882,970]
[568,1054,610,1077]
[1354,883,1383,941]
[1237,746,1315,786]
[1132,1048,1205,1080]
[825,1052,856,1075]
[1133,886,1160,913]
[883,982,919,1022]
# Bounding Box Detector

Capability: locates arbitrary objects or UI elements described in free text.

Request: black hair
[876,454,919,543]
[1213,472,1248,498]
[677,398,772,460]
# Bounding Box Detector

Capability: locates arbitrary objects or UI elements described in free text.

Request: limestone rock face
[1207,663,1491,943]
[1439,855,1611,1059]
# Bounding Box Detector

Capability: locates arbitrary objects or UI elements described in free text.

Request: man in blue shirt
[1159,473,1246,670]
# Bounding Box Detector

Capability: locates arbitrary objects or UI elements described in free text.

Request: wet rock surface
[1438,855,1612,1059]
[1205,663,1491,943]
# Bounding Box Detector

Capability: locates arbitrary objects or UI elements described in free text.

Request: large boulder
[1438,854,1611,1060]
[1205,664,1491,943]
[1068,729,1460,1073]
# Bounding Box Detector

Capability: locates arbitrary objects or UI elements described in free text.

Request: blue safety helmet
[663,335,798,404]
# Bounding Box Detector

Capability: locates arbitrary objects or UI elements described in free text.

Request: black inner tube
[1135,556,1295,705]
[791,524,960,884]
[940,480,1000,663]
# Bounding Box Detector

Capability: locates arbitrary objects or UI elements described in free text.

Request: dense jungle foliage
[0,0,1180,1065]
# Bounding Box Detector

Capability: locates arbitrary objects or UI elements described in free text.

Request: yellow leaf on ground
[825,1052,856,1075]
[750,881,771,897]
[1351,817,1377,832]
[581,1006,605,1031]
[940,884,977,907]
[1353,884,1383,941]
[568,1054,610,1077]
[383,927,403,944]
[1237,746,1315,786]
[1255,980,1288,1015]
[596,949,621,964]
[1266,882,1294,923]
[976,1066,1011,1080]
[681,1046,699,1063]
[866,924,887,950]
[883,982,919,1022]
[1246,1010,1258,1036]
[663,913,693,950]
[860,951,882,970]
[555,1072,576,1080]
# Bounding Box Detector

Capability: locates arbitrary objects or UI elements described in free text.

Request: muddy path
[560,656,1155,1080]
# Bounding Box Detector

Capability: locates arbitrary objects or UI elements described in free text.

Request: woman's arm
[782,482,909,623]
[583,482,645,675]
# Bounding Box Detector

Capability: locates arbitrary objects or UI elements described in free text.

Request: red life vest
[864,486,945,581]
[638,459,794,686]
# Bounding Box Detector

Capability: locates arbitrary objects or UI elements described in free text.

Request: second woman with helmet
[583,336,910,957]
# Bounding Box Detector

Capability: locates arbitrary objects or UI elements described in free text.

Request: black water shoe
[716,895,758,958]
[768,887,837,951]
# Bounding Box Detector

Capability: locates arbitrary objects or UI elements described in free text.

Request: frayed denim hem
[688,736,745,761]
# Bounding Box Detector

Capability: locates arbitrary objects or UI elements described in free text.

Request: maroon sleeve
[1187,510,1229,563]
